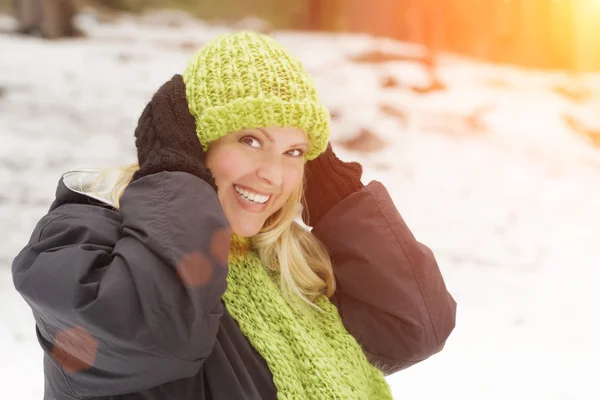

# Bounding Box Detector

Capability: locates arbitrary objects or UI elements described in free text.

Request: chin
[230,220,263,238]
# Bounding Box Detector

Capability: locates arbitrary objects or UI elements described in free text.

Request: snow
[1,9,599,399]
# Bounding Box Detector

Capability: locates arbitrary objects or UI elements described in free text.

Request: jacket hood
[51,170,120,211]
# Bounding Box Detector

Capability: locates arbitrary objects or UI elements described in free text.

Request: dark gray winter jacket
[12,170,456,400]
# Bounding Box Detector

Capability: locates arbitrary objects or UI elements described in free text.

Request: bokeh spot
[52,326,98,373]
[177,251,214,287]
[211,227,232,266]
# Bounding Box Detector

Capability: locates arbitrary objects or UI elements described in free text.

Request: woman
[12,31,456,400]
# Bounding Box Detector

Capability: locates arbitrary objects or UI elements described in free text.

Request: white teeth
[234,185,270,204]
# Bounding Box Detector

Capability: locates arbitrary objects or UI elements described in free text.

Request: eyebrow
[256,128,308,148]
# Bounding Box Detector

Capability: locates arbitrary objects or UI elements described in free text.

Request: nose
[256,153,283,188]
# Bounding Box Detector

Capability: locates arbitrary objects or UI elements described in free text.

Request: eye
[240,135,262,148]
[286,149,304,158]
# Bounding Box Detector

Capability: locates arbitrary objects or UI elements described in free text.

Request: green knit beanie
[182,31,330,160]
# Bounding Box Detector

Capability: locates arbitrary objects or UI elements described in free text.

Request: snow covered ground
[1,9,599,399]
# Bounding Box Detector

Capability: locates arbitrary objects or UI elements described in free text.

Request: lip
[233,184,272,213]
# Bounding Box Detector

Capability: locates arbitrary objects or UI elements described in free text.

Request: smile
[233,184,271,205]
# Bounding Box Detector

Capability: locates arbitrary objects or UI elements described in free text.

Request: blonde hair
[100,163,336,308]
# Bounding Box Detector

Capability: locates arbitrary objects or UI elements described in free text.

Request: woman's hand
[302,143,364,227]
[132,74,216,191]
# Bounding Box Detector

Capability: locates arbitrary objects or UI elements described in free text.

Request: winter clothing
[13,171,456,400]
[224,235,392,399]
[183,31,330,160]
[302,143,364,227]
[130,71,392,398]
[131,74,216,189]
[130,75,390,398]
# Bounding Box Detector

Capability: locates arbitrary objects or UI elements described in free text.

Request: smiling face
[205,127,308,237]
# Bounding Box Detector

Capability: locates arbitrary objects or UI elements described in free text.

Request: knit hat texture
[182,31,330,160]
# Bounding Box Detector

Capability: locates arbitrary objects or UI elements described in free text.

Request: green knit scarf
[222,236,393,400]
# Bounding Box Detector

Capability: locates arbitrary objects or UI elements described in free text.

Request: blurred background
[1,1,599,399]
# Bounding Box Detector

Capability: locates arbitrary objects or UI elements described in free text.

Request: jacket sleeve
[312,181,457,375]
[11,172,231,397]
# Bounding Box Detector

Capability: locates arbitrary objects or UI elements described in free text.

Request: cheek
[209,148,250,186]
[279,164,303,200]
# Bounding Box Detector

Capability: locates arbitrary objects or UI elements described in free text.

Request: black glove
[302,143,363,227]
[131,74,216,191]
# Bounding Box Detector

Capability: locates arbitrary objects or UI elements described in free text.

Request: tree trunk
[40,0,77,38]
[13,0,78,38]
[13,0,42,34]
